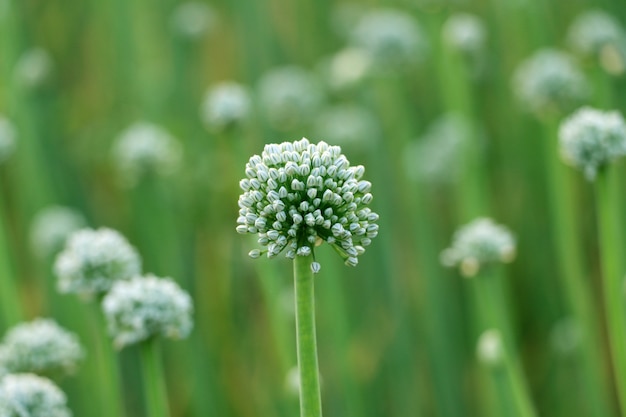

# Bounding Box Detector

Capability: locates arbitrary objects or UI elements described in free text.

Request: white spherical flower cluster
[404,114,470,184]
[476,329,503,367]
[513,49,588,116]
[236,138,379,272]
[442,218,516,277]
[442,13,487,55]
[0,116,17,164]
[349,9,428,73]
[0,374,71,417]
[567,10,625,59]
[257,66,324,131]
[0,319,83,376]
[314,104,380,149]
[102,275,193,349]
[112,122,182,187]
[200,82,252,131]
[54,228,141,298]
[29,206,86,259]
[558,106,626,180]
[170,1,216,40]
[14,48,53,89]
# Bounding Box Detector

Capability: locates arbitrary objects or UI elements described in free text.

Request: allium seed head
[102,275,193,348]
[442,13,487,56]
[200,82,252,131]
[112,122,182,187]
[237,138,379,272]
[29,206,86,259]
[476,329,503,367]
[170,1,216,39]
[349,9,428,73]
[0,319,84,377]
[54,228,141,298]
[0,374,71,417]
[404,113,470,184]
[0,116,17,164]
[442,218,516,277]
[14,48,53,89]
[257,67,324,131]
[568,10,625,60]
[558,106,626,180]
[513,49,588,116]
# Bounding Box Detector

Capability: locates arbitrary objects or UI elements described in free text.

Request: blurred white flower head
[257,66,324,131]
[54,227,141,298]
[313,104,380,149]
[323,47,372,92]
[404,113,470,184]
[442,218,516,277]
[14,48,53,89]
[476,329,503,366]
[0,318,84,377]
[567,9,626,75]
[549,316,582,356]
[558,106,626,180]
[0,116,17,164]
[237,138,379,272]
[349,9,428,73]
[442,13,487,56]
[112,122,182,187]
[200,81,252,131]
[30,206,86,259]
[0,373,71,417]
[513,49,588,117]
[171,1,216,40]
[102,274,193,349]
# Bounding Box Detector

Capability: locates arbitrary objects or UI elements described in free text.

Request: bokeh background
[2,0,626,416]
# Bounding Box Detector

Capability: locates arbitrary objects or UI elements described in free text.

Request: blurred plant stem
[595,165,626,416]
[141,338,171,417]
[0,199,23,328]
[293,254,322,417]
[540,117,614,416]
[473,267,537,417]
[91,303,126,417]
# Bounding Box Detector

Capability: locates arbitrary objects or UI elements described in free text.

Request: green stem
[140,338,170,417]
[92,304,126,417]
[474,268,537,417]
[293,254,322,417]
[0,199,22,327]
[541,120,614,416]
[595,166,626,416]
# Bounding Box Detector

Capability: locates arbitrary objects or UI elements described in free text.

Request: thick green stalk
[0,200,22,327]
[541,119,614,416]
[474,269,537,417]
[595,166,626,416]
[293,254,322,417]
[140,339,170,417]
[91,305,126,417]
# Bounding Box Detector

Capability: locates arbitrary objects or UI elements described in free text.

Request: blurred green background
[2,0,626,416]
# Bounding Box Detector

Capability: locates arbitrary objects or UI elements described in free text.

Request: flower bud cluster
[441,217,516,277]
[558,106,626,180]
[201,81,252,131]
[102,275,193,349]
[567,10,625,59]
[237,137,379,272]
[349,9,428,73]
[0,373,71,417]
[0,319,83,377]
[54,228,141,298]
[513,49,588,116]
[30,206,86,259]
